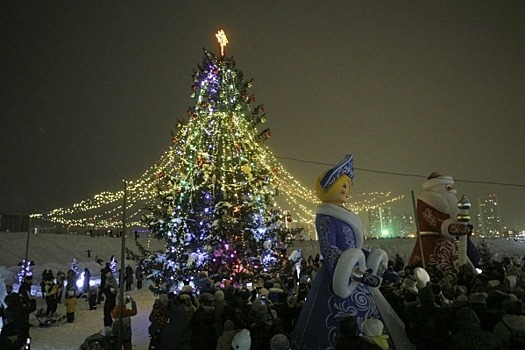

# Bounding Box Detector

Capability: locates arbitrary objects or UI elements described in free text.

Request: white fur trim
[422,175,453,190]
[366,249,388,277]
[418,190,451,215]
[441,218,456,239]
[316,203,363,249]
[333,248,366,298]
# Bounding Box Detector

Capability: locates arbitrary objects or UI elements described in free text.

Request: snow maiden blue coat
[290,155,413,350]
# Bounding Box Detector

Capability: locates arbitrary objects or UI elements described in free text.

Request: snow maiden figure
[290,154,413,350]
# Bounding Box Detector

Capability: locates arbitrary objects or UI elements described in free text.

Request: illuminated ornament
[215,30,228,56]
[250,96,256,103]
[184,233,193,243]
[192,113,198,120]
[201,101,207,108]
[157,172,164,179]
[233,205,242,216]
[172,137,178,144]
[191,84,197,91]
[258,106,265,113]
[190,92,195,98]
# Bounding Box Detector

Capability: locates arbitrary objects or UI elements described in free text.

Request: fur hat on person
[259,288,269,297]
[199,292,214,305]
[158,294,169,306]
[270,333,290,350]
[469,292,488,304]
[452,294,469,309]
[214,289,225,302]
[231,328,251,350]
[361,318,384,337]
[361,318,389,350]
[180,285,192,294]
[403,277,418,294]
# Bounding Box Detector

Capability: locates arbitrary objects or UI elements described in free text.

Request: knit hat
[259,288,269,297]
[468,292,488,304]
[231,328,251,350]
[199,292,214,305]
[452,294,469,308]
[179,293,191,301]
[181,285,193,294]
[270,333,290,350]
[361,318,384,337]
[158,294,169,306]
[223,319,235,333]
[214,289,225,302]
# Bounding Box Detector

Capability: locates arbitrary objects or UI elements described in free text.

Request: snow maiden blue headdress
[319,154,354,189]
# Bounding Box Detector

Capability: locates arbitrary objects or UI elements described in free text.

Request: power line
[275,156,525,188]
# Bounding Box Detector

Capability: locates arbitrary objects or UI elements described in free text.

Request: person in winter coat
[83,267,91,293]
[66,269,78,293]
[448,306,501,349]
[64,289,78,323]
[405,286,451,350]
[361,318,389,350]
[157,295,192,350]
[216,319,236,350]
[148,294,170,338]
[2,285,31,349]
[335,316,382,350]
[103,275,118,327]
[189,292,217,349]
[43,276,59,317]
[111,294,137,350]
[88,285,98,310]
[98,263,111,304]
[135,266,144,290]
[124,265,134,292]
[56,271,66,303]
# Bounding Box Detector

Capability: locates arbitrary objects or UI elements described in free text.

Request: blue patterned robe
[290,203,413,350]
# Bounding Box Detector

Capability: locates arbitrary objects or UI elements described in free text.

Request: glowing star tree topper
[215,30,228,56]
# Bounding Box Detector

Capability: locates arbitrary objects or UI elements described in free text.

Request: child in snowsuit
[88,285,98,310]
[64,289,78,323]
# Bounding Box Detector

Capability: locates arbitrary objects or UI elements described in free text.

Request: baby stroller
[33,308,66,327]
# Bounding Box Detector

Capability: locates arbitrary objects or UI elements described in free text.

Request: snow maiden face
[315,173,352,205]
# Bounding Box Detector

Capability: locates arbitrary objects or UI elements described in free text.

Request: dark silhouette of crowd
[143,251,525,350]
[2,249,524,350]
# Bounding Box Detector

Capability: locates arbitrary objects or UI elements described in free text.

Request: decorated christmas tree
[140,31,283,291]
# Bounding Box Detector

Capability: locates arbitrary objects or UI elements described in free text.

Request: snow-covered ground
[0,232,523,349]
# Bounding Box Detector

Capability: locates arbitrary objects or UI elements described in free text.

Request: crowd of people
[144,251,525,350]
[1,249,524,349]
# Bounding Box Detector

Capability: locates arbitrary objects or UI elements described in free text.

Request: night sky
[1,2,524,228]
